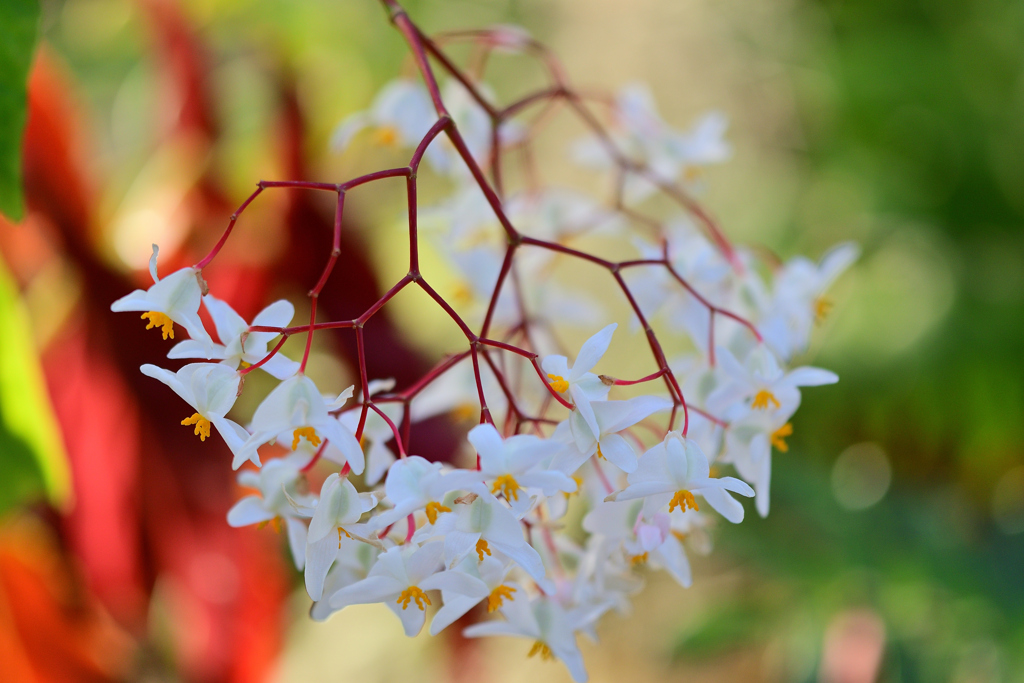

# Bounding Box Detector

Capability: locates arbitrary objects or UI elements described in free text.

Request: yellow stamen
[564,474,584,499]
[546,374,569,393]
[181,413,211,441]
[338,526,351,548]
[630,552,649,566]
[683,165,702,183]
[596,444,606,460]
[292,427,321,450]
[669,490,699,513]
[814,296,833,323]
[257,517,282,533]
[672,530,688,543]
[475,538,492,561]
[528,641,554,661]
[141,311,174,340]
[491,474,522,501]
[374,125,400,146]
[452,282,475,304]
[239,360,251,369]
[396,585,431,610]
[452,404,477,421]
[752,389,780,410]
[487,584,516,612]
[424,501,451,525]
[771,422,793,452]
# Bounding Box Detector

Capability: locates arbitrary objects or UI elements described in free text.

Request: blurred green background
[1,0,1022,681]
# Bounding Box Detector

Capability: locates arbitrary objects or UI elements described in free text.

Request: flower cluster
[111,4,855,681]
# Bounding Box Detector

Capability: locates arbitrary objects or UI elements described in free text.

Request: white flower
[304,473,379,600]
[463,593,590,682]
[372,456,480,528]
[240,375,364,473]
[424,489,553,592]
[613,432,754,523]
[552,395,673,474]
[583,500,692,587]
[227,454,313,570]
[310,535,380,621]
[111,244,211,346]
[467,423,576,516]
[328,543,487,636]
[169,295,298,379]
[429,555,515,635]
[573,84,730,201]
[140,362,248,460]
[331,79,447,168]
[541,324,618,437]
[719,408,794,518]
[759,242,859,360]
[706,345,838,419]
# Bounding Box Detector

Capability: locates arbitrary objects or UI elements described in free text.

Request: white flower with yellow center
[719,408,795,518]
[706,345,838,419]
[612,432,754,524]
[371,456,481,529]
[583,500,692,588]
[330,79,449,170]
[241,375,364,473]
[169,295,298,379]
[328,543,487,637]
[140,362,249,462]
[541,324,618,439]
[227,455,313,570]
[758,242,859,360]
[552,395,673,474]
[429,555,516,635]
[463,593,590,683]
[111,245,212,347]
[304,473,379,601]
[422,489,554,593]
[467,423,576,516]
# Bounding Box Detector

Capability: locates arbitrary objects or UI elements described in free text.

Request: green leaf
[0,0,40,221]
[0,256,69,515]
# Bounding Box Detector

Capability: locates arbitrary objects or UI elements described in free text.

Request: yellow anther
[683,165,703,183]
[630,552,649,566]
[487,584,516,612]
[528,641,554,661]
[546,374,569,393]
[141,311,174,340]
[708,466,720,478]
[596,444,606,460]
[771,422,793,452]
[814,296,833,323]
[292,427,321,450]
[669,490,699,513]
[257,517,282,533]
[491,474,522,501]
[424,501,451,525]
[338,526,351,548]
[239,360,251,369]
[672,530,688,543]
[374,125,400,146]
[396,585,431,611]
[452,282,475,304]
[181,413,211,441]
[564,474,584,499]
[752,389,780,410]
[452,404,477,421]
[475,538,492,561]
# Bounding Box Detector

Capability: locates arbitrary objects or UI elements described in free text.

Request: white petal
[597,433,638,473]
[226,496,274,527]
[569,323,616,380]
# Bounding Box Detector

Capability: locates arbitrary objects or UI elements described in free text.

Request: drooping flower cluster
[111,4,855,681]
